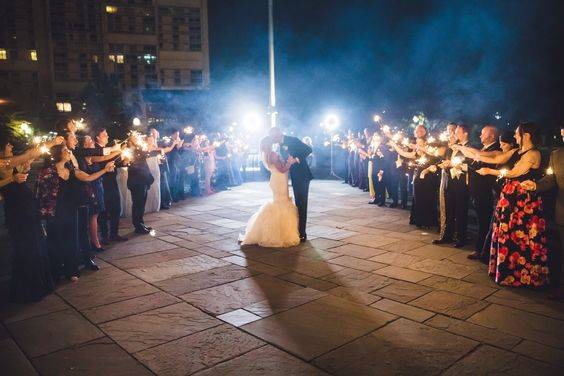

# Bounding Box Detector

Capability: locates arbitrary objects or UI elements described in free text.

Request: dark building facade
[0,0,209,116]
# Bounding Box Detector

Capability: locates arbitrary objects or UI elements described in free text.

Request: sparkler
[427,136,436,143]
[451,156,463,166]
[391,132,402,143]
[19,122,33,136]
[183,126,194,135]
[402,138,410,147]
[149,229,156,237]
[497,168,508,181]
[121,148,133,160]
[33,136,42,144]
[373,115,381,122]
[39,144,50,155]
[546,167,554,175]
[416,155,428,165]
[212,141,221,148]
[439,131,449,142]
[382,125,390,133]
[74,118,86,130]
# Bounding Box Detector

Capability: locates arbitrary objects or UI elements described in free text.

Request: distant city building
[0,0,209,117]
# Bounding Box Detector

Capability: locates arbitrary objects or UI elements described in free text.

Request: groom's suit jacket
[281,135,313,182]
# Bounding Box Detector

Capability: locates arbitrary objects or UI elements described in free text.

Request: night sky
[207,0,564,132]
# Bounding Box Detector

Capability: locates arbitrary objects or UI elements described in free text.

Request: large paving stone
[193,345,329,375]
[406,244,462,260]
[371,299,435,322]
[242,295,395,361]
[110,247,200,269]
[135,324,264,376]
[468,304,564,349]
[371,280,432,303]
[217,309,262,327]
[373,265,432,283]
[56,268,159,310]
[251,252,344,278]
[330,244,387,259]
[306,237,344,250]
[314,318,477,375]
[278,272,338,291]
[32,337,151,376]
[155,264,258,296]
[7,309,104,358]
[485,289,564,321]
[512,340,564,368]
[328,255,387,272]
[407,258,476,279]
[244,288,327,317]
[100,302,220,353]
[341,234,398,248]
[368,251,425,267]
[419,275,497,299]
[322,268,393,291]
[181,275,302,315]
[443,345,560,375]
[0,339,37,376]
[82,291,180,324]
[101,238,178,260]
[377,239,427,253]
[327,286,382,305]
[425,314,522,350]
[410,290,489,319]
[128,255,230,283]
[0,294,69,324]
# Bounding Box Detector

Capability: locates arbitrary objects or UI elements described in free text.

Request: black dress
[410,155,440,228]
[48,169,82,280]
[1,179,54,303]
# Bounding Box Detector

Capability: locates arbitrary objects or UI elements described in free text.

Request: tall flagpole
[268,0,277,128]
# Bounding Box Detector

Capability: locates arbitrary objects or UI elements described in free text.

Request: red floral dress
[489,171,549,288]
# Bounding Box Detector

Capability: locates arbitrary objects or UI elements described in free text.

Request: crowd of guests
[342,122,563,298]
[0,118,248,303]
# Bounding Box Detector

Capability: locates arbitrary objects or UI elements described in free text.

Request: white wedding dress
[241,157,300,248]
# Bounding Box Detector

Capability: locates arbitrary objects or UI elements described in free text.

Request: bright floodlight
[243,112,263,132]
[373,114,381,122]
[132,117,141,126]
[412,115,419,123]
[324,114,340,132]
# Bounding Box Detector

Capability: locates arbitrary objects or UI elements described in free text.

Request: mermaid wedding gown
[240,158,300,248]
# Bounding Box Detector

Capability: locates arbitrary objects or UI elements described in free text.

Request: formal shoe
[467,251,482,260]
[134,226,150,234]
[368,199,376,204]
[101,238,110,246]
[388,203,398,208]
[85,259,100,271]
[377,202,385,207]
[432,237,453,245]
[454,241,466,249]
[93,247,105,253]
[299,235,307,243]
[109,235,128,242]
[161,205,171,210]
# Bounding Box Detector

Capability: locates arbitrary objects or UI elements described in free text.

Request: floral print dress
[489,162,549,287]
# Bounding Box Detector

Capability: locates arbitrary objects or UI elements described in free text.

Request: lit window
[116,54,124,64]
[106,5,118,14]
[30,50,37,61]
[0,49,6,59]
[92,55,98,63]
[108,54,115,62]
[56,102,72,112]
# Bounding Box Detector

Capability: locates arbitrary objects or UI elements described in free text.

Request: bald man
[468,125,500,260]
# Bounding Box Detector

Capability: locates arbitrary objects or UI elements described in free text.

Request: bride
[240,136,301,248]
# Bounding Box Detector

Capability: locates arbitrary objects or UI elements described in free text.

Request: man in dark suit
[94,128,128,243]
[270,127,313,242]
[434,124,473,248]
[468,125,500,260]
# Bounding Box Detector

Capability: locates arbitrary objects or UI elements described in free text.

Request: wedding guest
[149,128,172,210]
[94,127,128,243]
[214,138,231,191]
[81,135,106,253]
[0,136,62,302]
[37,145,114,282]
[201,138,216,195]
[521,126,563,297]
[455,130,519,262]
[126,133,161,234]
[475,122,549,287]
[368,133,386,205]
[434,124,473,248]
[168,130,185,201]
[144,134,162,213]
[469,125,500,257]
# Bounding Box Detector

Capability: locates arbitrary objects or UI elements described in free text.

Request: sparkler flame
[546,167,554,175]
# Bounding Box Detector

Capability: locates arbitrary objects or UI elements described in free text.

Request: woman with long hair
[470,122,549,287]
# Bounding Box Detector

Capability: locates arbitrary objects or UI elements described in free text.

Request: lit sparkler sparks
[439,131,449,142]
[183,126,194,135]
[546,167,554,175]
[149,229,156,237]
[427,136,436,143]
[451,156,463,166]
[391,133,402,143]
[416,155,428,165]
[39,144,50,155]
[497,168,508,181]
[402,138,410,146]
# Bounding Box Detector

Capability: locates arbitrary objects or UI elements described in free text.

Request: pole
[268,0,277,128]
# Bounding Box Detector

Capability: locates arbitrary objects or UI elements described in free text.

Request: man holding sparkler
[434,124,473,248]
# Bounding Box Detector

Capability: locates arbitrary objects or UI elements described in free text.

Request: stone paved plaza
[1,180,563,375]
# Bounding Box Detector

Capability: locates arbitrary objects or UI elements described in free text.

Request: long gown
[240,158,300,248]
[489,154,549,287]
[410,155,440,228]
[1,180,54,303]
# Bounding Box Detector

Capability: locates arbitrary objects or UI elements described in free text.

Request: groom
[269,127,313,242]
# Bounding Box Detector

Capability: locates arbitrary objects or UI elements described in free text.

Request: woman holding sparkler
[390,126,440,228]
[463,122,548,287]
[0,135,63,302]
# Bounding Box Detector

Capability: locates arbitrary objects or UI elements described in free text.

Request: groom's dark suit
[281,135,313,239]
